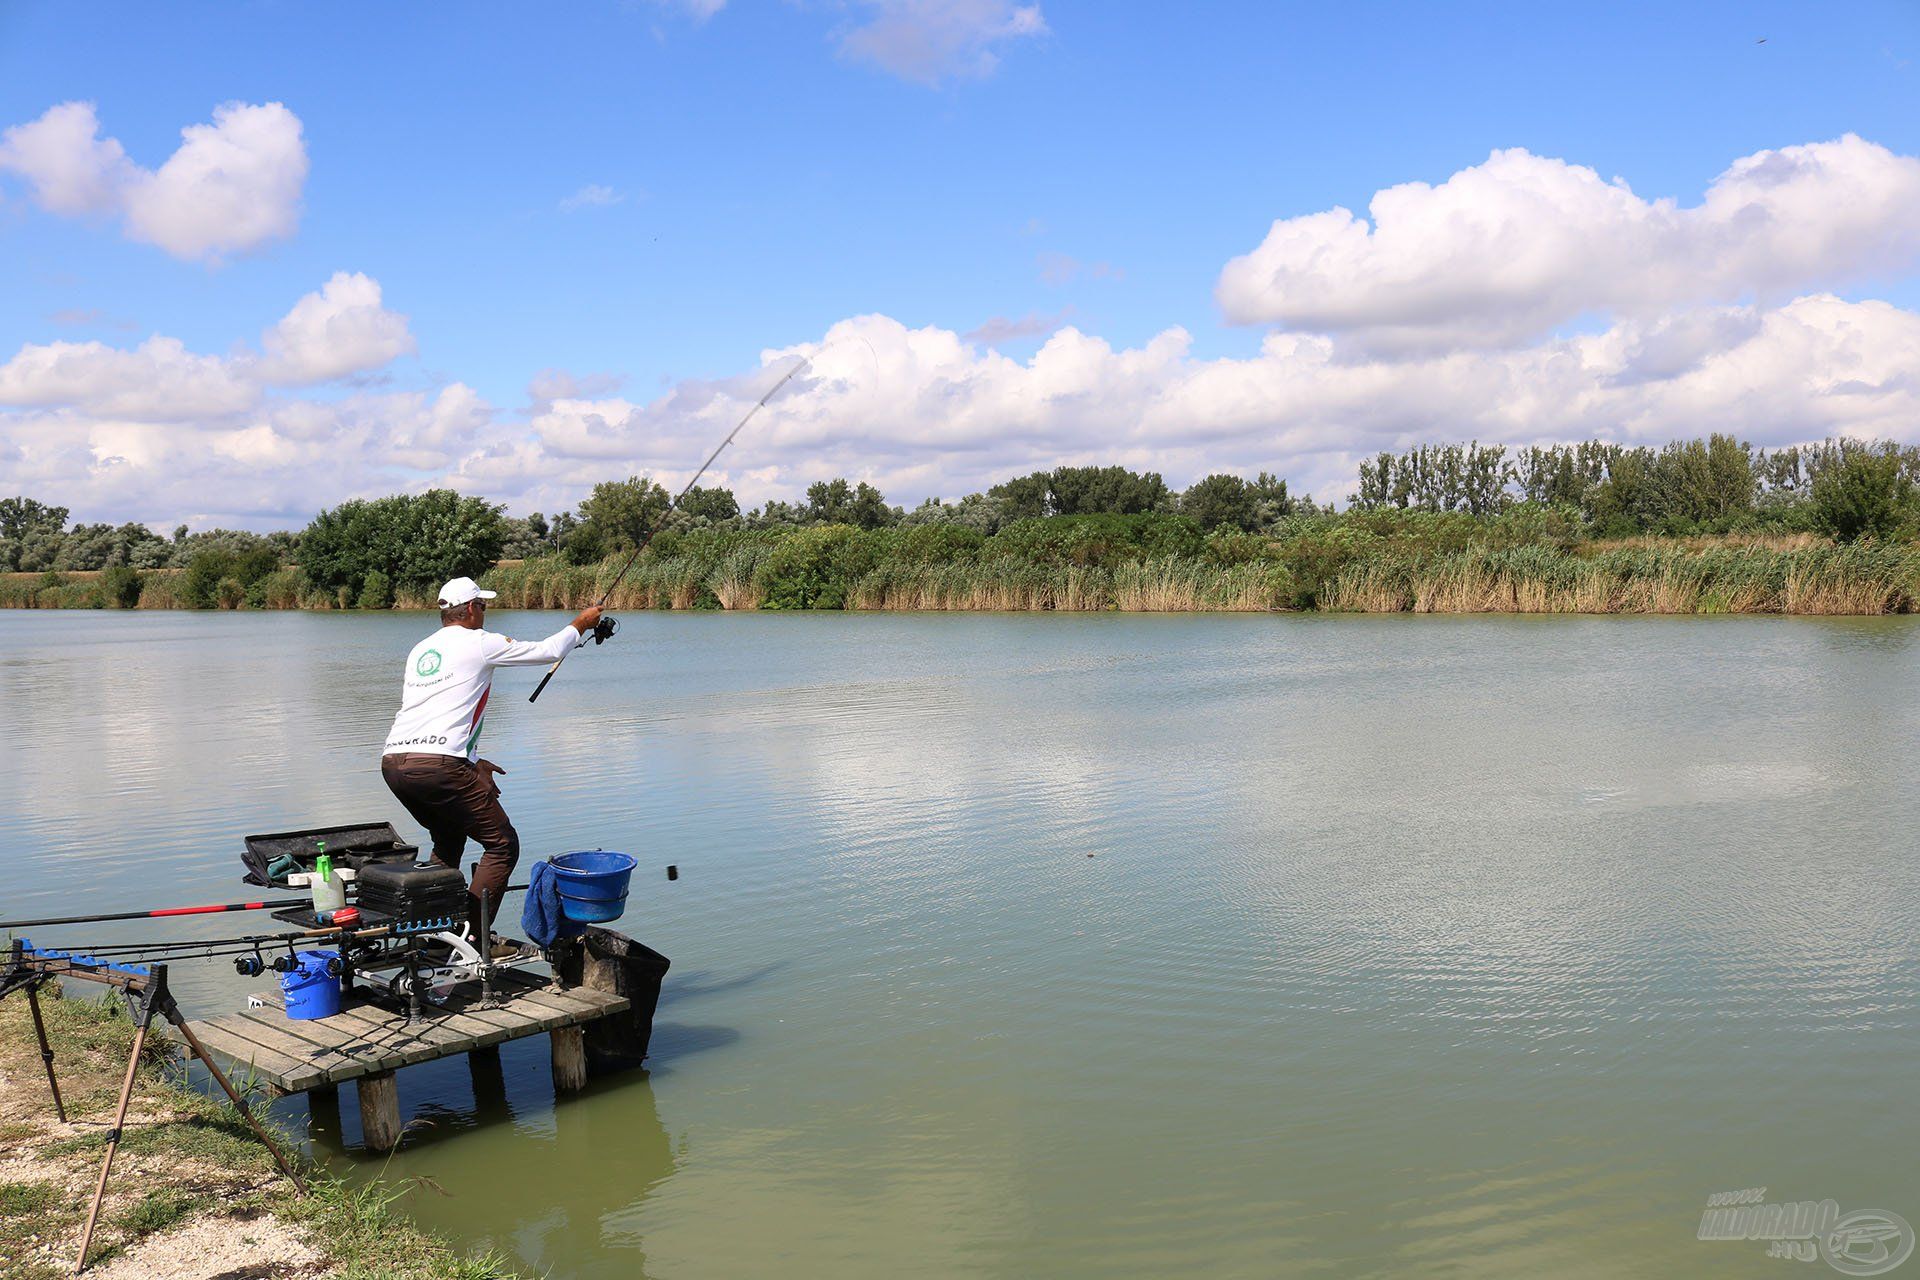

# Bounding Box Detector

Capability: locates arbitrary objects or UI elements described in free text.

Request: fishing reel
[591,615,619,645]
[235,952,342,978]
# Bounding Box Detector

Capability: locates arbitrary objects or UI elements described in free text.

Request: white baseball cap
[437,576,498,608]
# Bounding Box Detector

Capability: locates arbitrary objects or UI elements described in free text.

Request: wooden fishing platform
[167,928,668,1150]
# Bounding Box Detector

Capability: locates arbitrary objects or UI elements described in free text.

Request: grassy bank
[0,984,521,1279]
[8,516,1920,616]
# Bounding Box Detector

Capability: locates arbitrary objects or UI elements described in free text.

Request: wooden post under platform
[550,1026,588,1092]
[358,1072,402,1152]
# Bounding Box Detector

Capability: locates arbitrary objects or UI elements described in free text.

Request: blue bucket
[281,949,341,1021]
[549,851,637,923]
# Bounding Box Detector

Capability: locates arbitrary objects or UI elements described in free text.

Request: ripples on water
[2,611,1916,1277]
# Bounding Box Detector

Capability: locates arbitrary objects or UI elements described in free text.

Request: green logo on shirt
[416,649,442,677]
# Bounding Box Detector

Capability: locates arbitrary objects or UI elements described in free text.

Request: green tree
[1810,442,1914,542]
[679,485,740,523]
[804,479,897,529]
[1633,435,1755,532]
[1180,474,1259,531]
[1249,472,1293,530]
[987,472,1051,520]
[301,491,505,597]
[568,477,670,563]
[0,497,68,542]
[1047,465,1172,515]
[181,545,281,608]
[757,525,885,608]
[356,570,396,609]
[99,564,144,608]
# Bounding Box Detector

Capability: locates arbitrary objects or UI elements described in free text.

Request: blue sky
[1,1,1917,525]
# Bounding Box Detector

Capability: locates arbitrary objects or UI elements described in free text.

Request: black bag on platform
[241,822,420,889]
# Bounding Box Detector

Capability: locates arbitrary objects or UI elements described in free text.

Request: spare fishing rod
[0,882,532,932]
[0,896,309,931]
[530,356,812,703]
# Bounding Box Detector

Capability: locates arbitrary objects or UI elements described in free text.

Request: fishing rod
[529,356,812,703]
[0,896,307,931]
[0,882,530,932]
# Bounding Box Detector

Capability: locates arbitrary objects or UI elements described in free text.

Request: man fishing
[381,576,603,944]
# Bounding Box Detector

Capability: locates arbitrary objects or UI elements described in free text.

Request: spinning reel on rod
[591,615,618,644]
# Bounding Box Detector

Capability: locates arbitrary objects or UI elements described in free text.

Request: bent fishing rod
[529,355,811,703]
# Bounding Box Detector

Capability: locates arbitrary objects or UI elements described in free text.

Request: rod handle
[529,661,561,703]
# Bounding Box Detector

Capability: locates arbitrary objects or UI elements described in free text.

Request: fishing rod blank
[529,356,812,703]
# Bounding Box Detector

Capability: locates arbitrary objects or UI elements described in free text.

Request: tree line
[1354,436,1919,541]
[3,437,1915,610]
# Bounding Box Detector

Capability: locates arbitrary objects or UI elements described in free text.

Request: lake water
[3,610,1917,1277]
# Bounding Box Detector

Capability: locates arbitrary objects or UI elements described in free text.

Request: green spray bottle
[310,841,346,914]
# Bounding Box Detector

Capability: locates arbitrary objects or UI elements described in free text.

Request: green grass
[0,1181,59,1218]
[286,1177,524,1280]
[113,1188,205,1237]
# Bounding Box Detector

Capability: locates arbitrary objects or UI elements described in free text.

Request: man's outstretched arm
[484,606,603,667]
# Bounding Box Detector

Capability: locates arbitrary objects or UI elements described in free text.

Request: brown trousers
[380,752,519,931]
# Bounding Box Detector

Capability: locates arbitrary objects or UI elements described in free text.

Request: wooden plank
[437,997,571,1039]
[224,1013,383,1083]
[321,1005,490,1065]
[226,1006,379,1059]
[508,980,630,1022]
[286,1011,451,1073]
[173,1021,326,1094]
[293,987,560,1060]
[204,1011,369,1076]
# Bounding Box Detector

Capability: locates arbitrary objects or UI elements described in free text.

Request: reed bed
[847,562,1113,611]
[1320,543,1920,615]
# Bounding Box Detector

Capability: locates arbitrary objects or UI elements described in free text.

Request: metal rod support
[172,1017,306,1194]
[74,996,153,1274]
[25,982,65,1123]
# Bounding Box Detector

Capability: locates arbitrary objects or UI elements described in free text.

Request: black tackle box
[242,821,420,888]
[355,861,470,927]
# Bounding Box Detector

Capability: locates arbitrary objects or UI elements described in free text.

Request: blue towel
[520,860,585,949]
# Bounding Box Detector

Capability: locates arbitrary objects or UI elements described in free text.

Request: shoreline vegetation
[0,983,521,1279]
[7,437,1920,616]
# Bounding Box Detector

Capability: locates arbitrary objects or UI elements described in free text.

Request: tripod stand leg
[74,998,152,1274]
[171,1017,306,1193]
[25,982,65,1123]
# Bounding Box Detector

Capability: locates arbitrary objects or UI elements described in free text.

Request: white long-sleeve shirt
[383,623,584,761]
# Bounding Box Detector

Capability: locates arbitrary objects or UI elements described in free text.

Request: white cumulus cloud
[0,336,259,421]
[0,100,136,216]
[0,100,307,263]
[257,272,416,385]
[1216,134,1920,352]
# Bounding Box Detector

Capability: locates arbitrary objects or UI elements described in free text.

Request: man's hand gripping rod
[529,357,810,703]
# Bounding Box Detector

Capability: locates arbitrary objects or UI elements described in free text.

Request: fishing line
[530,354,814,702]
